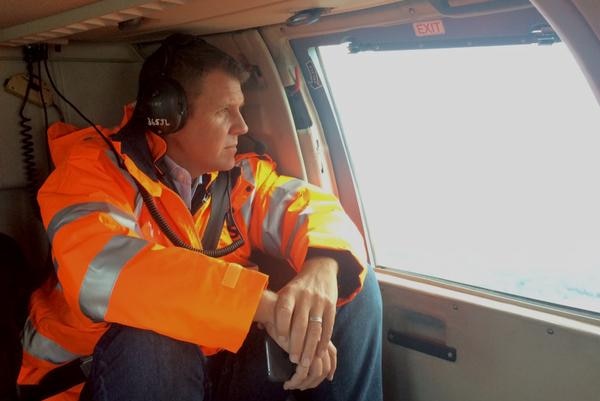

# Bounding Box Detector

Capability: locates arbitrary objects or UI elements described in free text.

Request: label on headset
[147,117,171,127]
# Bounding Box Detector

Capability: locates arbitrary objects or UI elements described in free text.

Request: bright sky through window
[320,42,600,313]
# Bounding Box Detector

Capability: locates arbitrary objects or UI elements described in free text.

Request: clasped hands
[254,256,339,390]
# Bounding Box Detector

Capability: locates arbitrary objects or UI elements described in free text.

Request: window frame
[290,5,600,322]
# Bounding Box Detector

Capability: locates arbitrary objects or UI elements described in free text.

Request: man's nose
[232,113,248,136]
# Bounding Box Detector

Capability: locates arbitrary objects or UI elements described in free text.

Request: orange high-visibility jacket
[19,113,367,400]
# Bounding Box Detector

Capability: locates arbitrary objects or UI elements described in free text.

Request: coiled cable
[18,57,40,215]
[138,182,244,258]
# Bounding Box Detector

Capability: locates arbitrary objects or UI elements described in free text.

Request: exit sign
[413,20,446,37]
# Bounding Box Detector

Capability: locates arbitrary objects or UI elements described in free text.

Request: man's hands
[275,256,338,367]
[266,326,337,390]
[253,255,339,390]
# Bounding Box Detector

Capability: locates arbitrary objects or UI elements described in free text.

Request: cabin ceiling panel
[0,0,101,29]
[0,0,400,46]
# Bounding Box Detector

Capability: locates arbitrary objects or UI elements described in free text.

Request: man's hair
[138,33,248,113]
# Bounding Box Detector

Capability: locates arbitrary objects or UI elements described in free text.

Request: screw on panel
[546,328,554,335]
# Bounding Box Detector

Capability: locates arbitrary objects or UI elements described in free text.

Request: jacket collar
[111,104,170,185]
[111,104,220,197]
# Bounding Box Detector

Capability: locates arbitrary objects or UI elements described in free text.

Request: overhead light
[286,8,331,27]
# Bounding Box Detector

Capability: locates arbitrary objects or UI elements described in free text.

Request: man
[19,34,382,401]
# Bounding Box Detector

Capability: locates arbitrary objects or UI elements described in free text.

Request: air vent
[0,0,187,47]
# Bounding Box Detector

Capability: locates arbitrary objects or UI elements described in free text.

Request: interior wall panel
[379,273,600,401]
[0,43,141,260]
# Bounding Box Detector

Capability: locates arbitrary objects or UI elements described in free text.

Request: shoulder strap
[201,171,230,251]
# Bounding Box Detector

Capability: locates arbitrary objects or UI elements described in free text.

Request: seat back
[0,234,31,401]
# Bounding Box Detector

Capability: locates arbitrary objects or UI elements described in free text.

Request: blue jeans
[80,267,382,401]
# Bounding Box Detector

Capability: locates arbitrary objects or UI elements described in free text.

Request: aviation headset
[134,34,207,135]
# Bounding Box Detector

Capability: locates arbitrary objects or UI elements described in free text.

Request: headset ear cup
[137,78,187,135]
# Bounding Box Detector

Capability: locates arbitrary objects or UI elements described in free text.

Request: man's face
[165,69,248,177]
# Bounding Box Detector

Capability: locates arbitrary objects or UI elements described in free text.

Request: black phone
[264,334,296,382]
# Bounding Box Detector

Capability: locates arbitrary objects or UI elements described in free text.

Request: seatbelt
[201,171,230,251]
[17,357,92,401]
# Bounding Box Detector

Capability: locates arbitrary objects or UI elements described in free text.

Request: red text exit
[413,20,446,37]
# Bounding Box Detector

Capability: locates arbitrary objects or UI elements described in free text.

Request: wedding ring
[308,316,323,324]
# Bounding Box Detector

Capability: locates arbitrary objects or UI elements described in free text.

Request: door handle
[387,329,457,362]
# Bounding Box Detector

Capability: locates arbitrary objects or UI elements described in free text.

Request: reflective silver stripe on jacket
[104,149,139,193]
[282,191,339,259]
[47,202,140,243]
[22,319,81,364]
[262,179,305,257]
[104,148,143,219]
[80,235,148,322]
[239,159,256,228]
[133,192,144,220]
[284,211,309,259]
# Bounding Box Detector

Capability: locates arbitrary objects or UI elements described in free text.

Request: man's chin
[216,159,236,172]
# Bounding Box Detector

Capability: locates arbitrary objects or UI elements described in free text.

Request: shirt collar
[163,155,202,209]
